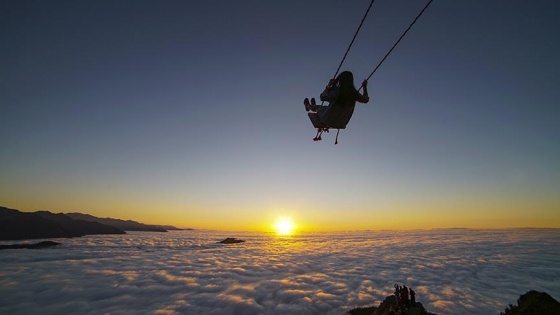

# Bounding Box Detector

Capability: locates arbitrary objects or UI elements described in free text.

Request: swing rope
[313,0,434,144]
[317,0,376,145]
[332,0,376,80]
[364,0,434,82]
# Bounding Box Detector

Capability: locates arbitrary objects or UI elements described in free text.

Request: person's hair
[336,71,358,107]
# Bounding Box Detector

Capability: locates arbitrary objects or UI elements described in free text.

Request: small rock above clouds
[0,240,61,250]
[218,238,245,244]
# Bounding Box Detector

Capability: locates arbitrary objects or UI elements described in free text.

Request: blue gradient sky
[1,0,559,230]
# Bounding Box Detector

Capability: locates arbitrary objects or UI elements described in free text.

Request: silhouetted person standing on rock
[403,285,410,306]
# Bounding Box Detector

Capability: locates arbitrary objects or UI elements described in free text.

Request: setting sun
[275,218,295,236]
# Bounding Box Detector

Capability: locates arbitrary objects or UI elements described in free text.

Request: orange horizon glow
[2,201,560,232]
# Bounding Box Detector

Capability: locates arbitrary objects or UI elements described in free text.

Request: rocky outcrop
[373,295,434,315]
[348,285,434,315]
[0,206,126,240]
[347,286,559,315]
[347,306,376,315]
[218,238,245,244]
[356,295,433,315]
[500,290,560,315]
[0,240,61,250]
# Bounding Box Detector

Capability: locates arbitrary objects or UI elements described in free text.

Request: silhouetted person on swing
[304,71,369,143]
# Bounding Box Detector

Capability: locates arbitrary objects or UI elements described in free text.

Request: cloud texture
[1,229,559,314]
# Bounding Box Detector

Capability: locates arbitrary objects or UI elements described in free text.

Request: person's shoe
[304,98,310,111]
[310,98,317,111]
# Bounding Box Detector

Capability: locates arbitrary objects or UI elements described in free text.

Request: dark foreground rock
[347,285,436,315]
[347,286,559,315]
[501,290,560,315]
[0,206,126,240]
[348,296,433,315]
[347,306,376,315]
[374,295,434,315]
[218,238,245,244]
[0,240,61,250]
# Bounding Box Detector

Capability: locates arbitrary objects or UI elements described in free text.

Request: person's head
[335,71,357,106]
[336,71,355,89]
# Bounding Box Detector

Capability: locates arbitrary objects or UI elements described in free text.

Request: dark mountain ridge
[65,212,175,232]
[0,206,125,241]
[0,206,185,241]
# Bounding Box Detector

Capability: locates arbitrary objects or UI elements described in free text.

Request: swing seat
[307,104,355,130]
[308,107,353,144]
[308,112,346,130]
[308,112,326,129]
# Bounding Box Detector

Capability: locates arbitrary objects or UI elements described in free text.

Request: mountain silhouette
[0,206,125,241]
[65,212,175,232]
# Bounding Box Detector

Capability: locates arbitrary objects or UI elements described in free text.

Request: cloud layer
[1,229,559,314]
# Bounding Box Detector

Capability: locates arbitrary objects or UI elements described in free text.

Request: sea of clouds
[1,229,559,315]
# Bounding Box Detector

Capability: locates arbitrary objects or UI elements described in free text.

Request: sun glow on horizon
[275,218,295,236]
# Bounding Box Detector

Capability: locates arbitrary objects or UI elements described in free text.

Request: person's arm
[357,80,369,103]
[320,79,338,102]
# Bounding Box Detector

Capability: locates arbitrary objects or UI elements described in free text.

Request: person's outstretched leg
[310,98,318,111]
[304,98,310,112]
